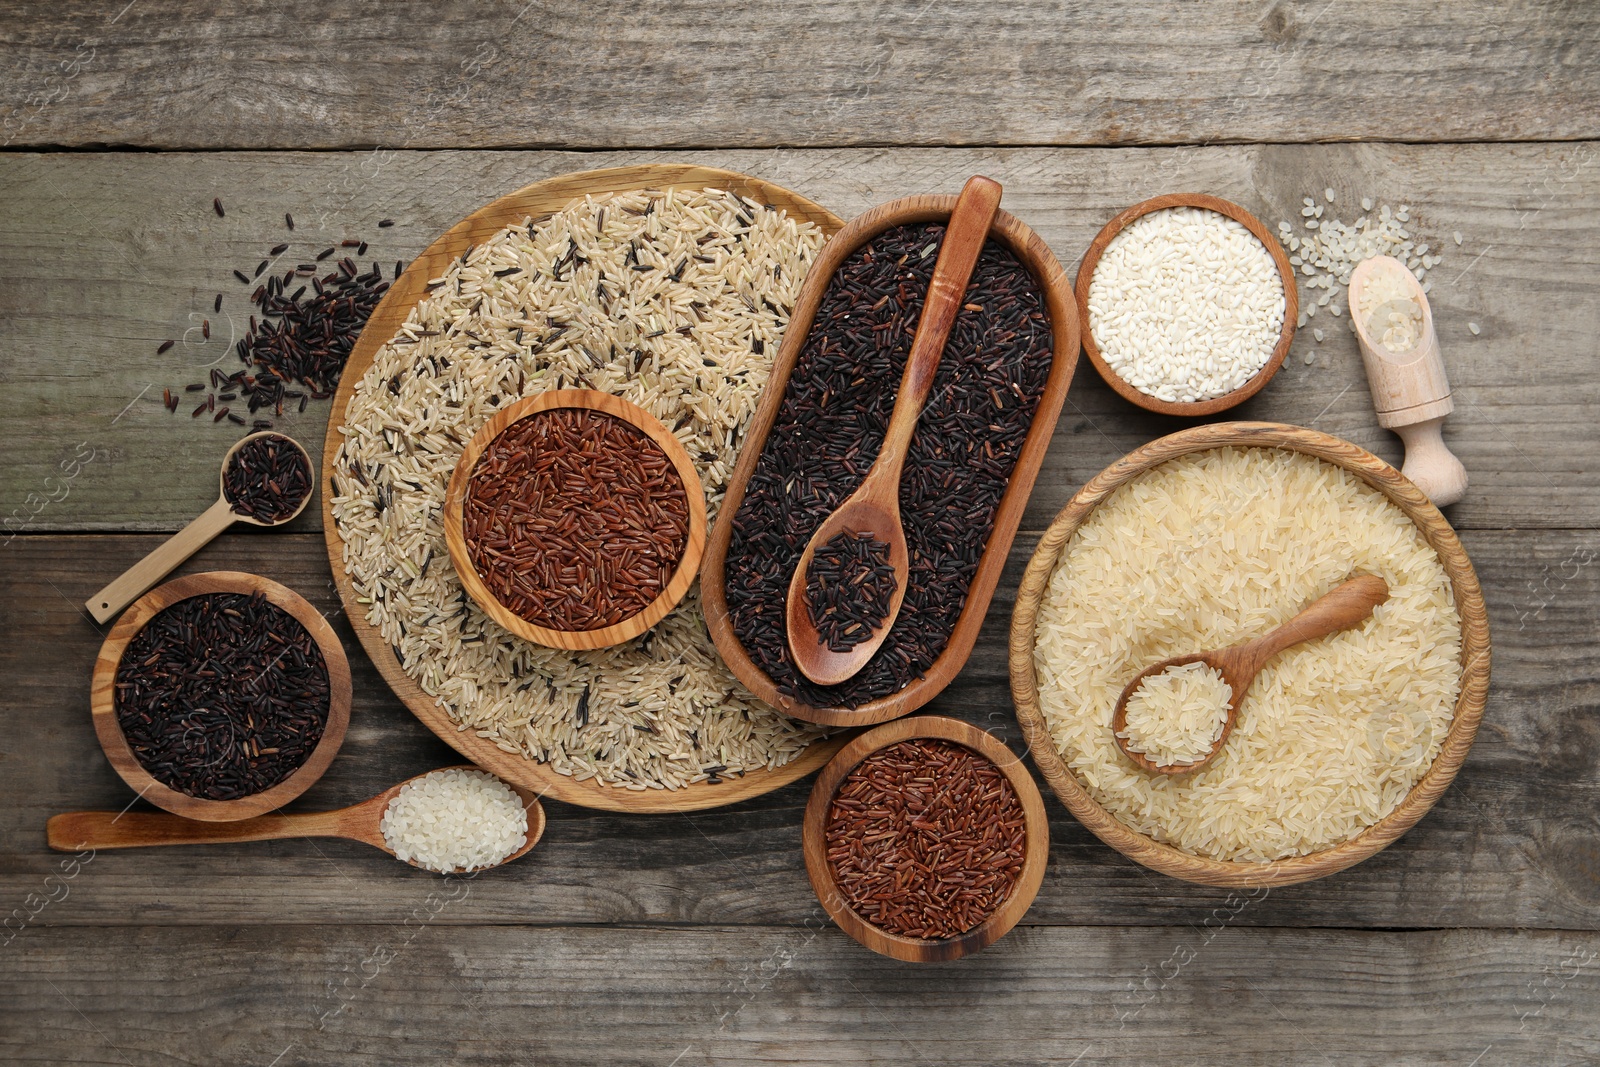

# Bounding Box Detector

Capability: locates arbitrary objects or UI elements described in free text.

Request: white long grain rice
[331,188,829,791]
[1118,661,1232,767]
[1033,447,1461,862]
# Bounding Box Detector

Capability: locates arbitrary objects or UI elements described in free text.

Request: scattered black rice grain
[213,198,225,218]
[113,591,330,801]
[157,340,175,355]
[186,383,205,392]
[805,531,897,652]
[378,219,394,228]
[285,213,295,230]
[214,294,223,313]
[223,431,311,522]
[270,243,289,256]
[213,406,229,423]
[201,319,211,340]
[724,222,1052,708]
[234,269,250,284]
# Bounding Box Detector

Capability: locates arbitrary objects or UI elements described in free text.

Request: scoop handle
[870,175,1003,486]
[85,498,236,623]
[1242,574,1390,673]
[47,808,349,851]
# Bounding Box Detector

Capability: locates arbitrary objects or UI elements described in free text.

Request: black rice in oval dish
[724,223,1053,708]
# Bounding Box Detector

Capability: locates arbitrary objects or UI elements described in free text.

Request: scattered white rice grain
[1469,322,1481,335]
[380,769,528,873]
[1324,188,1337,203]
[1314,328,1324,342]
[1454,231,1464,246]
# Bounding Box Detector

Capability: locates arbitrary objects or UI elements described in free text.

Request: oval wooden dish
[701,192,1081,727]
[90,571,353,822]
[322,164,848,813]
[803,715,1049,962]
[1076,193,1298,417]
[443,389,708,651]
[1008,422,1491,888]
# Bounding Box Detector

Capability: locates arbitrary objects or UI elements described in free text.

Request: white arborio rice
[1088,207,1286,403]
[1118,661,1232,767]
[381,769,528,873]
[1034,448,1462,862]
[331,188,830,791]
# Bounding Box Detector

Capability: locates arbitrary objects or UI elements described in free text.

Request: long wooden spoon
[785,175,1005,687]
[46,766,546,873]
[86,431,314,624]
[1111,574,1391,776]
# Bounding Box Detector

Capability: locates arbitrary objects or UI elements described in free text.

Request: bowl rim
[1007,421,1490,887]
[701,191,1081,726]
[89,571,354,822]
[802,714,1050,962]
[443,388,708,651]
[1075,193,1299,417]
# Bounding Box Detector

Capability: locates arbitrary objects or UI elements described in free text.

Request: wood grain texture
[2,2,1598,150]
[2,925,1597,1066]
[5,529,1596,930]
[801,715,1049,961]
[87,569,353,821]
[440,390,709,652]
[3,143,1596,533]
[316,163,845,813]
[702,191,1080,725]
[1074,193,1298,416]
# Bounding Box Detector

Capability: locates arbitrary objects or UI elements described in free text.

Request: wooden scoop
[1111,574,1390,776]
[46,766,546,873]
[86,431,314,624]
[785,175,1004,687]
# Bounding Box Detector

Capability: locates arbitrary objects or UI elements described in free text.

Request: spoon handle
[86,498,237,624]
[871,176,1004,485]
[1242,574,1391,674]
[48,808,351,851]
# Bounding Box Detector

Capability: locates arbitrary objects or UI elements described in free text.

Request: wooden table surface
[3,3,1598,1064]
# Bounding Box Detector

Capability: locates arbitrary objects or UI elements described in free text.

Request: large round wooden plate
[322,164,848,812]
[1009,422,1490,886]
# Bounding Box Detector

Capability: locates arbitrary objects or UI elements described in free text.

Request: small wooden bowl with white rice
[1076,194,1298,416]
[1009,422,1489,887]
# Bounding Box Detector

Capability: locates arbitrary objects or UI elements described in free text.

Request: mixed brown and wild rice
[331,188,829,790]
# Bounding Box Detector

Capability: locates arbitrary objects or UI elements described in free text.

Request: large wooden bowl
[322,164,848,813]
[90,571,353,822]
[802,715,1049,962]
[1008,423,1490,887]
[443,390,708,651]
[702,192,1081,727]
[1076,193,1298,417]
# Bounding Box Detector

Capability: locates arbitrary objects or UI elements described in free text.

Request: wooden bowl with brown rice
[1008,422,1489,887]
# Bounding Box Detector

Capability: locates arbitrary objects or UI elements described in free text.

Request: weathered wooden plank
[2,143,1596,533]
[2,1,1597,151]
[4,528,1597,930]
[2,924,1596,1065]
